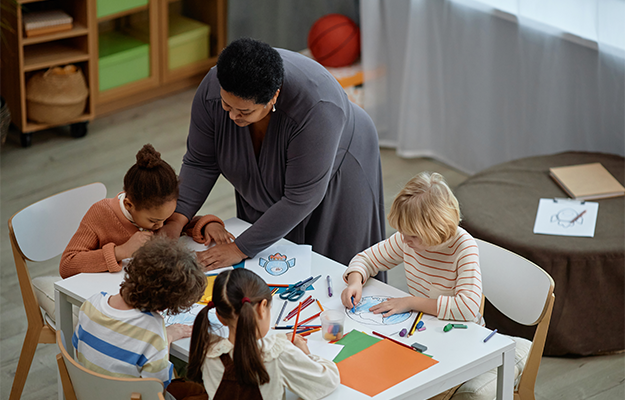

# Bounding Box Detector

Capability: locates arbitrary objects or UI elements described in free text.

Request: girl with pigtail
[186,268,340,400]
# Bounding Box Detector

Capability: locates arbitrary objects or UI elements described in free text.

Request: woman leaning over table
[161,38,385,273]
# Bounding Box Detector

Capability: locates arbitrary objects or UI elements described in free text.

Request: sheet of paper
[306,340,344,362]
[337,338,438,397]
[333,329,381,363]
[179,235,236,275]
[245,244,312,285]
[533,198,599,237]
[164,304,229,338]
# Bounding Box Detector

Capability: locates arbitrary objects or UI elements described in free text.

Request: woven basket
[26,65,88,124]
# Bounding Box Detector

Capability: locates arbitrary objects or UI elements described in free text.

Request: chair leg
[9,327,43,400]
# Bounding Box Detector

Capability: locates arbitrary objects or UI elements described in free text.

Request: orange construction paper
[337,338,438,397]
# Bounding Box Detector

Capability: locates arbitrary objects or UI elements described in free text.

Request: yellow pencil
[408,312,423,337]
[316,299,324,311]
[271,287,279,296]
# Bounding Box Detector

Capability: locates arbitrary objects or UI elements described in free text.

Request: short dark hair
[217,38,284,104]
[120,236,206,314]
[124,144,179,211]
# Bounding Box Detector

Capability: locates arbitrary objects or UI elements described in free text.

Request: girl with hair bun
[60,143,233,278]
[186,268,340,400]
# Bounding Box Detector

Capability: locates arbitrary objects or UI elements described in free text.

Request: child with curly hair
[60,143,233,278]
[72,236,207,392]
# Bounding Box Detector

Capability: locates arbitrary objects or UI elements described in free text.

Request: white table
[55,218,515,400]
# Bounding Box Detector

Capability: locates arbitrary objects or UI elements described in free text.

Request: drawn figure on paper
[346,296,412,326]
[551,208,583,228]
[259,253,296,276]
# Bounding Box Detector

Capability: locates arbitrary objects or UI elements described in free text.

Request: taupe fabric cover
[456,152,624,356]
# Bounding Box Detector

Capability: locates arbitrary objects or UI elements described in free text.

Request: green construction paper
[332,330,381,363]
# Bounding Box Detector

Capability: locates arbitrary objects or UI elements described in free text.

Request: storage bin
[97,0,148,19]
[98,31,149,91]
[168,15,210,69]
[126,14,209,70]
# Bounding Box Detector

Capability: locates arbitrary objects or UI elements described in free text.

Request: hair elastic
[206,301,215,309]
[241,297,251,305]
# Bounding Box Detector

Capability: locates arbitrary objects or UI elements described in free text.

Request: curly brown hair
[120,236,206,314]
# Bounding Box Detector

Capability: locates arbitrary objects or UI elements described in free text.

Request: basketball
[308,14,361,68]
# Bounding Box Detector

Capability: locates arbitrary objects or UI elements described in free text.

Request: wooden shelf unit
[1,0,227,144]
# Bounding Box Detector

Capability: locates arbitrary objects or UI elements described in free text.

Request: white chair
[8,183,107,400]
[450,239,555,400]
[56,330,166,400]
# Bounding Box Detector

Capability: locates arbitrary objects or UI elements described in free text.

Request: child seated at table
[185,268,340,400]
[60,143,233,278]
[72,236,207,394]
[341,172,483,323]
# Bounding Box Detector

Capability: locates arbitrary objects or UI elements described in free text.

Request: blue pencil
[274,301,288,328]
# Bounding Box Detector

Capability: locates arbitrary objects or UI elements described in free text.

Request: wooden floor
[1,88,623,399]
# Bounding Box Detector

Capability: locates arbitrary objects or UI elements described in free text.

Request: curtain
[361,0,625,174]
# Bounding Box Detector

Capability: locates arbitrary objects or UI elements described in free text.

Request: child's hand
[286,333,311,355]
[115,231,153,261]
[341,272,363,309]
[369,296,415,317]
[166,324,192,345]
[203,222,236,245]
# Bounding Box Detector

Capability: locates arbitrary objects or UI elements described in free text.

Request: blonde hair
[387,172,461,247]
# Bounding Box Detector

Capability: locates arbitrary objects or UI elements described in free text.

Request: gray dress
[177,49,385,266]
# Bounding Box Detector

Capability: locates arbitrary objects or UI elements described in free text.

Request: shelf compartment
[97,0,148,21]
[98,30,150,91]
[23,41,89,71]
[23,23,89,45]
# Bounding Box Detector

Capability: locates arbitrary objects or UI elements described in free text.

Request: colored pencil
[268,284,290,287]
[291,302,303,343]
[284,296,314,321]
[274,301,288,328]
[295,311,322,327]
[271,287,279,296]
[372,331,416,351]
[316,299,324,311]
[300,327,322,337]
[408,312,423,337]
[273,325,321,330]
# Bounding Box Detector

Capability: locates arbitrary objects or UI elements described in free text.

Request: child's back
[73,236,207,388]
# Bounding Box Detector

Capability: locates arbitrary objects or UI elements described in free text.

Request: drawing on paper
[164,304,228,337]
[259,253,296,276]
[550,208,584,228]
[345,296,412,326]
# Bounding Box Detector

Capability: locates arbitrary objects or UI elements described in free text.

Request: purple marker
[326,275,333,297]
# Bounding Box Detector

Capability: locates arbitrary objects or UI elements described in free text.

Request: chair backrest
[476,239,554,326]
[9,182,107,262]
[56,330,165,400]
[476,239,555,400]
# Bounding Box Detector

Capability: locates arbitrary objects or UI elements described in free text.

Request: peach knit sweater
[60,197,223,278]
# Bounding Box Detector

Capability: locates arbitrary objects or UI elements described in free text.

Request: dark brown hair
[120,236,206,314]
[187,268,272,386]
[123,144,179,211]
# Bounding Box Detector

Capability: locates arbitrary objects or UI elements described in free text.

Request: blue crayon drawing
[346,296,412,326]
[259,253,296,276]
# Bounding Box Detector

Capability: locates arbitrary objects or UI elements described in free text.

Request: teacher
[163,38,385,271]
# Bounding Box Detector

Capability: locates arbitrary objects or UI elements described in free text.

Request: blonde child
[72,236,206,393]
[60,143,233,278]
[341,172,482,323]
[186,268,340,400]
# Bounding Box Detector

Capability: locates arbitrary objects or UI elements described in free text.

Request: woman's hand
[203,222,236,245]
[369,297,415,317]
[286,333,310,355]
[341,272,364,309]
[166,323,193,345]
[196,242,247,271]
[114,231,153,261]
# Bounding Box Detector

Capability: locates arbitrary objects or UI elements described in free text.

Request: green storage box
[97,0,148,19]
[168,15,210,70]
[99,31,149,91]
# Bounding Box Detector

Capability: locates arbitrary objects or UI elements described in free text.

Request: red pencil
[284,296,314,321]
[372,331,416,351]
[269,284,290,287]
[296,311,322,327]
[291,302,303,343]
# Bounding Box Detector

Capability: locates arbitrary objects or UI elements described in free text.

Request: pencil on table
[296,311,322,327]
[284,296,314,321]
[291,302,303,343]
[316,299,324,311]
[274,301,288,328]
[408,312,423,337]
[300,327,322,337]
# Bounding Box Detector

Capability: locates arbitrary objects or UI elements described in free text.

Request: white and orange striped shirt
[344,227,483,323]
